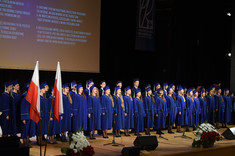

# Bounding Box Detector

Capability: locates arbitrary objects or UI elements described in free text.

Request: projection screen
[0,0,101,73]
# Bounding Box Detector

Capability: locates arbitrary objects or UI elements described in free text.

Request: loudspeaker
[0,136,29,156]
[121,146,140,156]
[134,136,158,150]
[0,136,20,147]
[222,127,235,140]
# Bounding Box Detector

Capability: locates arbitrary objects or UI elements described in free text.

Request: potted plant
[192,122,223,148]
[61,131,95,156]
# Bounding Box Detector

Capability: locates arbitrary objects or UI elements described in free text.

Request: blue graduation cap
[193,90,197,94]
[115,86,121,91]
[167,87,171,92]
[156,88,163,93]
[42,81,48,86]
[135,89,141,94]
[12,80,19,86]
[24,82,30,90]
[199,87,204,92]
[50,87,54,92]
[224,88,229,91]
[201,89,205,93]
[5,81,12,88]
[77,83,83,89]
[86,79,93,85]
[133,78,139,83]
[216,87,221,91]
[125,86,131,92]
[154,82,160,87]
[63,83,69,89]
[177,85,182,90]
[210,85,215,89]
[71,80,77,87]
[163,83,168,86]
[146,87,151,92]
[168,83,174,89]
[178,87,183,91]
[182,86,187,89]
[40,83,47,89]
[90,85,95,92]
[104,86,110,91]
[187,88,192,93]
[207,87,213,92]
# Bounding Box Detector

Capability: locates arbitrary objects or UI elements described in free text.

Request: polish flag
[26,61,40,123]
[53,62,64,122]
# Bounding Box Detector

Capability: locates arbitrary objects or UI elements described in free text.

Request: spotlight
[227,12,231,16]
[228,53,232,57]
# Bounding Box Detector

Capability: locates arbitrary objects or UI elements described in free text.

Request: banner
[135,0,156,52]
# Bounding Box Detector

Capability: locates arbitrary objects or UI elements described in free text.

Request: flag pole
[44,97,54,156]
[39,119,42,156]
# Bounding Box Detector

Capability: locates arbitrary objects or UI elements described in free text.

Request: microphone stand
[157,99,168,140]
[158,110,168,141]
[104,105,124,146]
[174,109,192,139]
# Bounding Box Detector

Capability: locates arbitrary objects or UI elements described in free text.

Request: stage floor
[29,125,235,156]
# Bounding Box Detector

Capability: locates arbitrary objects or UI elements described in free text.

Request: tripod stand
[104,110,124,146]
[174,109,192,139]
[174,131,192,139]
[159,133,168,140]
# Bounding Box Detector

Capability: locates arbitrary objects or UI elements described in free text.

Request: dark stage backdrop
[0,0,233,92]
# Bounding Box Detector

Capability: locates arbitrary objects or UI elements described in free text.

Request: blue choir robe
[101,94,113,130]
[133,97,145,132]
[84,88,90,97]
[113,95,125,130]
[47,95,55,136]
[223,95,232,123]
[176,95,186,126]
[123,95,134,129]
[20,92,32,139]
[143,95,154,128]
[36,96,48,136]
[215,95,225,122]
[87,95,102,131]
[163,90,167,97]
[199,97,207,124]
[53,113,62,135]
[12,92,22,134]
[61,94,72,133]
[0,92,12,135]
[154,96,167,129]
[166,95,177,127]
[72,93,88,131]
[70,91,76,101]
[185,96,194,126]
[206,95,215,124]
[193,98,201,126]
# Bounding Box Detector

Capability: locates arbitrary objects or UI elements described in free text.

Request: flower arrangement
[61,131,95,156]
[192,122,223,148]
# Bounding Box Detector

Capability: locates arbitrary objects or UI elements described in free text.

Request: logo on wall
[135,0,155,52]
[138,0,154,30]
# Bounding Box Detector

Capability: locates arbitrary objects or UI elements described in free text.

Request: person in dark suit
[99,80,106,96]
[131,78,140,98]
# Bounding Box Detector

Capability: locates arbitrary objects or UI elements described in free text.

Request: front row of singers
[0,81,233,147]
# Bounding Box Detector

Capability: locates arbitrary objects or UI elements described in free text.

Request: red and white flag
[26,61,40,123]
[53,62,64,122]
